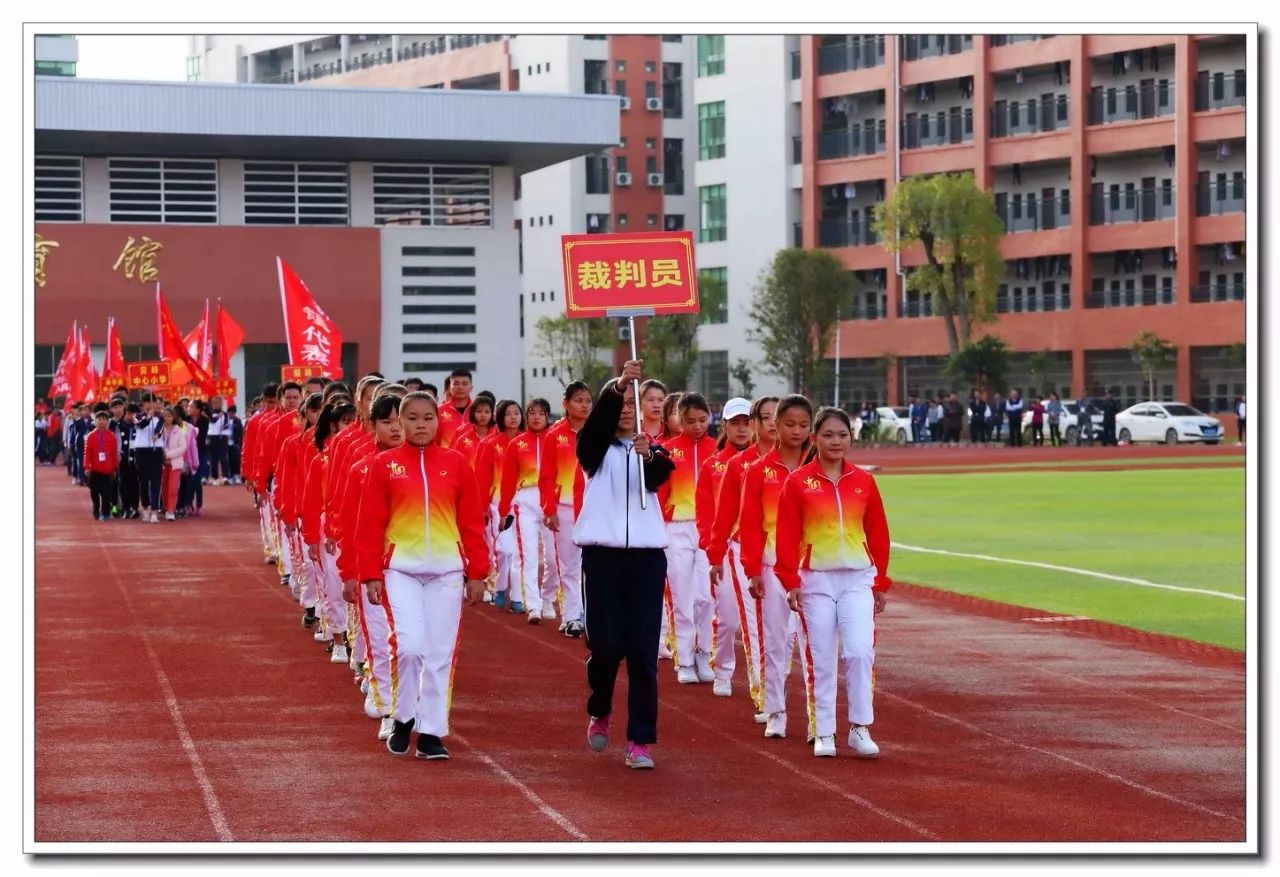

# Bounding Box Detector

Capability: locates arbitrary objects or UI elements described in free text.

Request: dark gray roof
[35,76,620,173]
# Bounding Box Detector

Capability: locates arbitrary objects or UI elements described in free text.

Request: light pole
[833,299,841,409]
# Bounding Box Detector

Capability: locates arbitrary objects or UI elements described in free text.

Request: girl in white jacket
[160,407,191,521]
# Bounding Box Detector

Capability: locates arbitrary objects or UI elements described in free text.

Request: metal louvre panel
[372,162,491,227]
[35,155,83,221]
[107,157,217,223]
[244,160,348,225]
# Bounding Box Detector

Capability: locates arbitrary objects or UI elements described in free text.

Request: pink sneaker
[624,741,654,769]
[587,715,610,752]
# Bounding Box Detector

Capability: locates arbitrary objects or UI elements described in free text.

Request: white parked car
[1021,399,1104,446]
[1115,402,1224,445]
[876,407,914,443]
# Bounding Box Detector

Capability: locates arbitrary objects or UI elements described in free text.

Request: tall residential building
[35,35,78,77]
[188,34,700,406]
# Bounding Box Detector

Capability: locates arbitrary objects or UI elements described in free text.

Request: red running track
[34,467,1245,843]
[853,442,1244,471]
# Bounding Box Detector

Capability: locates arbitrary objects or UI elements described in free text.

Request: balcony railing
[1089,187,1176,224]
[990,95,1069,138]
[819,218,882,248]
[1196,179,1246,216]
[901,109,974,149]
[902,34,972,61]
[997,194,1071,233]
[1087,82,1174,125]
[818,122,887,159]
[818,36,886,75]
[1085,285,1175,308]
[1194,72,1246,111]
[585,78,609,95]
[990,35,1047,47]
[996,289,1070,312]
[848,296,888,320]
[1190,283,1245,303]
[898,299,936,318]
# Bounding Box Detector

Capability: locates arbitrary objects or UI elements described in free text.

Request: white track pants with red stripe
[357,581,394,716]
[489,503,513,596]
[664,521,712,668]
[760,565,812,733]
[797,568,876,738]
[510,488,546,614]
[384,569,464,736]
[547,504,584,623]
[724,544,765,711]
[317,537,349,637]
[258,499,275,559]
[711,551,741,684]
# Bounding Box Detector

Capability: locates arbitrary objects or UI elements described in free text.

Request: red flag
[102,317,127,380]
[277,257,343,379]
[48,321,76,400]
[74,325,95,403]
[214,301,246,379]
[156,283,215,394]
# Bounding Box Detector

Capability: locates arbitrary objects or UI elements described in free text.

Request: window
[645,61,655,73]
[587,213,609,233]
[108,157,218,224]
[584,59,608,94]
[647,214,659,226]
[371,163,492,227]
[664,214,685,231]
[185,55,202,81]
[699,267,728,324]
[698,101,726,160]
[404,324,477,334]
[616,156,629,174]
[402,246,476,257]
[645,80,657,99]
[402,265,476,277]
[585,155,610,194]
[617,214,629,227]
[402,342,477,353]
[697,35,725,76]
[662,62,684,118]
[615,79,627,97]
[243,161,348,225]
[646,156,659,175]
[35,155,83,222]
[403,286,477,296]
[645,138,656,150]
[697,350,730,399]
[663,138,685,194]
[403,304,477,315]
[616,60,626,72]
[699,184,727,242]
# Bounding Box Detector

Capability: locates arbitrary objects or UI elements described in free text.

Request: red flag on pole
[102,317,127,380]
[48,321,76,401]
[74,325,96,403]
[156,283,216,394]
[214,301,246,379]
[277,257,343,379]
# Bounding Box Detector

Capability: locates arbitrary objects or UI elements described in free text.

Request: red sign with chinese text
[560,231,700,318]
[100,377,128,398]
[180,382,208,401]
[126,360,172,389]
[212,378,238,399]
[281,364,325,382]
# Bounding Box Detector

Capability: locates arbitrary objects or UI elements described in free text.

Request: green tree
[943,334,1009,393]
[1026,348,1054,396]
[534,315,614,389]
[730,358,756,398]
[873,172,1005,354]
[748,248,854,396]
[643,313,701,391]
[698,270,729,326]
[1129,330,1177,400]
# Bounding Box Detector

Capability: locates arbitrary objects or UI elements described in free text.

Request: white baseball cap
[722,397,752,420]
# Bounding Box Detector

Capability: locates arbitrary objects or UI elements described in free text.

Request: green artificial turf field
[878,468,1246,649]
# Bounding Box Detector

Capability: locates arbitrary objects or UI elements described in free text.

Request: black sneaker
[415,734,450,760]
[387,719,414,756]
[564,620,585,638]
[302,607,317,628]
[280,574,291,587]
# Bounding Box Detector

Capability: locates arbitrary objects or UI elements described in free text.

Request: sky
[74,35,189,81]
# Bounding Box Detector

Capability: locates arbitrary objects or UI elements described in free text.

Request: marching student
[661,394,684,442]
[651,389,682,659]
[109,398,140,519]
[160,406,191,521]
[260,383,304,582]
[638,379,668,444]
[497,398,553,623]
[475,400,522,608]
[68,404,92,487]
[657,393,718,684]
[539,381,592,638]
[739,395,812,740]
[277,393,323,610]
[303,399,359,654]
[574,360,674,769]
[131,395,166,523]
[434,368,475,449]
[227,403,244,485]
[774,406,891,759]
[83,411,120,521]
[243,383,282,564]
[207,396,231,485]
[45,406,64,466]
[339,387,407,739]
[357,391,489,760]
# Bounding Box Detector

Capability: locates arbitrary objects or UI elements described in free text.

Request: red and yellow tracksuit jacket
[497,428,545,518]
[773,459,892,593]
[452,424,482,470]
[242,408,282,491]
[474,431,512,508]
[294,433,319,527]
[736,449,802,578]
[331,432,374,548]
[434,399,471,450]
[272,426,308,522]
[657,433,718,523]
[538,418,585,518]
[337,442,379,582]
[354,443,490,584]
[259,409,301,489]
[300,439,331,547]
[323,423,365,542]
[705,444,764,566]
[694,445,741,551]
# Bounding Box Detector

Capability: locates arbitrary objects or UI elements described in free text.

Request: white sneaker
[149,512,159,523]
[165,512,176,521]
[754,711,768,724]
[313,627,327,641]
[330,644,349,664]
[695,652,713,683]
[848,725,880,758]
[813,735,837,757]
[765,712,787,738]
[541,607,558,621]
[482,590,493,604]
[658,643,673,660]
[712,679,732,697]
[377,716,395,740]
[676,665,699,684]
[527,611,541,625]
[360,677,371,694]
[363,692,380,719]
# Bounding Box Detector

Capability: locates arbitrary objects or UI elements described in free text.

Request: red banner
[180,382,209,401]
[281,364,324,382]
[560,231,700,319]
[127,360,173,390]
[156,284,215,395]
[214,302,245,379]
[48,321,76,400]
[278,257,343,378]
[103,317,127,381]
[99,376,128,398]
[212,377,238,399]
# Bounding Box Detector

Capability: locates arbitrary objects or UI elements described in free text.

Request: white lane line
[451,733,590,841]
[90,528,235,842]
[478,613,939,841]
[878,689,1243,825]
[892,542,1244,602]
